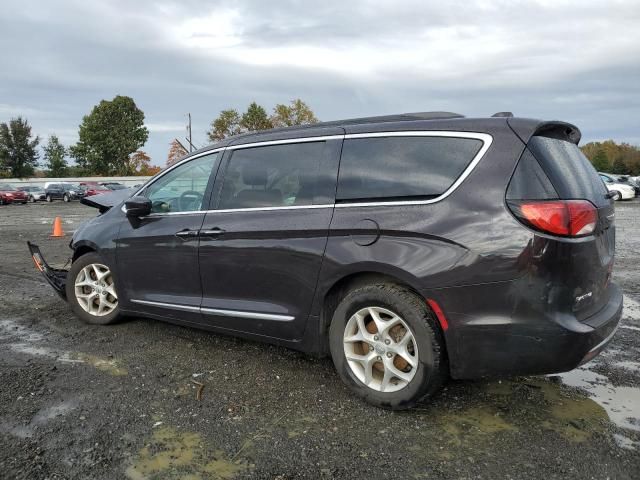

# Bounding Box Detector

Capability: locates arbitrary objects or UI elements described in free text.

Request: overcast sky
[2,0,639,165]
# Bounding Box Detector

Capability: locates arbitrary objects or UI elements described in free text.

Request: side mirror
[125,196,152,217]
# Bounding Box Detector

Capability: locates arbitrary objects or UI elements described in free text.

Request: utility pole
[185,113,194,152]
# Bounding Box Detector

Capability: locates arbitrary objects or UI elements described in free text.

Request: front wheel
[66,252,121,325]
[611,190,622,201]
[329,283,447,410]
[63,194,70,202]
[29,195,35,203]
[46,195,52,202]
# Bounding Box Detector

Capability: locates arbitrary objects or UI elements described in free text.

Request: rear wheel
[63,194,70,202]
[46,194,52,202]
[29,195,35,203]
[611,190,621,201]
[329,283,447,409]
[66,252,121,325]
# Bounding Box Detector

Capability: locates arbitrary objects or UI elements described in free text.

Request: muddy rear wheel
[329,283,447,410]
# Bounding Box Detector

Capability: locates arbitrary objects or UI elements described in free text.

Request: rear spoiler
[507,118,582,145]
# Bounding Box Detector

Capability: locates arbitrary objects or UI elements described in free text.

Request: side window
[336,136,483,201]
[218,142,326,209]
[145,153,218,213]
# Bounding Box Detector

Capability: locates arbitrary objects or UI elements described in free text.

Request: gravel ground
[1,200,639,480]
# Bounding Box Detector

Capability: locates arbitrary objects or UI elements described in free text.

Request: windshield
[0,183,16,190]
[107,184,127,190]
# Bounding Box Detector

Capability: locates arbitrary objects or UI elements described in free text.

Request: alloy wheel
[343,306,418,393]
[74,263,118,316]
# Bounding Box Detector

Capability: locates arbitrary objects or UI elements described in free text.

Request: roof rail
[491,112,514,118]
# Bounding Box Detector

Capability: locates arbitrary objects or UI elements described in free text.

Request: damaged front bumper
[27,241,68,300]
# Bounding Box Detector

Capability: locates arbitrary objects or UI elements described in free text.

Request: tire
[66,252,122,325]
[29,195,35,203]
[329,283,447,410]
[46,194,52,202]
[611,191,621,201]
[63,194,70,202]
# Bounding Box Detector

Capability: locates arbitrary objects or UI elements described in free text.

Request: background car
[599,173,635,200]
[0,183,29,204]
[79,182,112,196]
[44,183,85,202]
[100,182,128,191]
[599,172,640,197]
[17,185,46,202]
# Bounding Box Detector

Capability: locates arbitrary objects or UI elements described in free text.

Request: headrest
[241,165,267,186]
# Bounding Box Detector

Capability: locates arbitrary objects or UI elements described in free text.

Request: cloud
[0,0,639,165]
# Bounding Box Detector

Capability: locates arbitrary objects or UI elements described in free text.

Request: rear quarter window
[527,136,608,207]
[336,136,483,202]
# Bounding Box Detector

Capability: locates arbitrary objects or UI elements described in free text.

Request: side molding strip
[130,299,295,322]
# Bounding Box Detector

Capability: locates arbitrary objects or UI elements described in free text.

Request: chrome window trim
[145,203,334,216]
[131,299,294,321]
[125,131,493,215]
[227,134,343,151]
[336,131,493,208]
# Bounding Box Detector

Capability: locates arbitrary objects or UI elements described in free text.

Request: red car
[0,183,29,205]
[79,182,111,196]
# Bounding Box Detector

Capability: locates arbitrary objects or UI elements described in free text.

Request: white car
[599,174,635,201]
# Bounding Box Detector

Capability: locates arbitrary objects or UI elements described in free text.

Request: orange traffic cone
[50,216,65,237]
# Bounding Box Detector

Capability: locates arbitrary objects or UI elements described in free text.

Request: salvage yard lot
[1,201,639,479]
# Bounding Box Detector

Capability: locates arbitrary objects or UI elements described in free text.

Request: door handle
[175,229,199,240]
[200,227,226,237]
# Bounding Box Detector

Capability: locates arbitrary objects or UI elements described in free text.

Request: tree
[0,117,40,177]
[43,135,67,177]
[270,99,318,128]
[126,150,160,176]
[207,109,242,142]
[581,140,640,175]
[69,95,149,175]
[590,148,609,172]
[167,139,188,168]
[240,102,272,132]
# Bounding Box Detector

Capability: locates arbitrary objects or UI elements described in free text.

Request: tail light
[508,200,597,237]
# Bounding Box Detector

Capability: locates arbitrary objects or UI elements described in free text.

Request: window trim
[124,131,493,215]
[335,131,493,208]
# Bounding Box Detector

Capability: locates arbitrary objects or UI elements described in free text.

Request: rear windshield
[528,136,609,207]
[336,136,483,202]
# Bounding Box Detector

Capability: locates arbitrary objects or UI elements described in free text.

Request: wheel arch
[72,242,98,262]
[318,269,426,354]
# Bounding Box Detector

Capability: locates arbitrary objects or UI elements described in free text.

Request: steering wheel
[178,190,204,211]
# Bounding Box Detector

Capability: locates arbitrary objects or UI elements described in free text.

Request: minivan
[29,112,622,409]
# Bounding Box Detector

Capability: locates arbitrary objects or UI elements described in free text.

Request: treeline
[0,95,159,179]
[581,140,640,175]
[166,99,319,168]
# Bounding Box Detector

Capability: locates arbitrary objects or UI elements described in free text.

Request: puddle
[0,318,126,375]
[558,367,640,432]
[72,353,128,376]
[2,398,79,438]
[126,426,252,480]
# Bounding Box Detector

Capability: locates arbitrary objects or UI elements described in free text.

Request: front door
[116,152,221,323]
[198,138,341,340]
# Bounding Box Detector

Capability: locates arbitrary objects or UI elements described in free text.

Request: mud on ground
[1,200,639,479]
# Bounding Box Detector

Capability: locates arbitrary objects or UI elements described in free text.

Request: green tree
[207,109,241,142]
[43,135,67,177]
[69,95,149,175]
[0,117,40,177]
[240,102,272,132]
[270,99,318,128]
[590,148,609,172]
[611,156,630,175]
